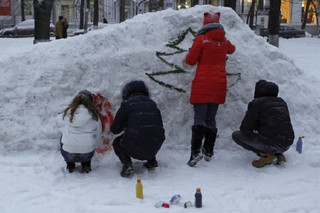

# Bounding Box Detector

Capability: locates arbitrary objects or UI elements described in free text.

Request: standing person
[62,18,69,39]
[232,80,294,168]
[184,12,236,167]
[60,90,102,173]
[111,80,165,177]
[55,16,64,39]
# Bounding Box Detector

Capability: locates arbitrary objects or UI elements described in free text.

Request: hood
[254,80,279,98]
[197,23,225,41]
[122,80,149,100]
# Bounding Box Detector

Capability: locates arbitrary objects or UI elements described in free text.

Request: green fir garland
[146,27,241,93]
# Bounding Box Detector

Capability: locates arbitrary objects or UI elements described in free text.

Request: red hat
[203,12,220,25]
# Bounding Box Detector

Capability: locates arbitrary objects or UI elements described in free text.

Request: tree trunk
[246,0,255,29]
[311,0,319,37]
[268,0,281,47]
[120,0,125,22]
[84,0,90,33]
[21,0,25,22]
[257,0,263,10]
[301,0,311,29]
[33,0,54,44]
[224,0,237,10]
[93,0,98,29]
[80,0,84,29]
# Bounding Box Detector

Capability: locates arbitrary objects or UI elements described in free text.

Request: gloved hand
[182,59,193,70]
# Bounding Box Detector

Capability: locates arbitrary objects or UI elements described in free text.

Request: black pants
[113,135,132,165]
[232,130,288,154]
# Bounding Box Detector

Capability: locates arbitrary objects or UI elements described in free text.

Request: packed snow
[1,5,320,213]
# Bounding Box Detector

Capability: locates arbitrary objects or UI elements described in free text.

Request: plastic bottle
[195,188,202,208]
[161,202,170,208]
[136,178,143,199]
[169,194,181,205]
[296,136,304,154]
[184,201,193,208]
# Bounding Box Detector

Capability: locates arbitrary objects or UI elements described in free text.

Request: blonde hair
[63,91,100,123]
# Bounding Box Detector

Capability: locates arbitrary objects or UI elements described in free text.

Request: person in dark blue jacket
[232,80,294,168]
[111,80,165,177]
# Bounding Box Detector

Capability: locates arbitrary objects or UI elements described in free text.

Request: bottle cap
[137,178,141,183]
[196,188,201,192]
[161,202,170,208]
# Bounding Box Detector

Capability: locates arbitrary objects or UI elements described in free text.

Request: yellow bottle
[136,178,143,199]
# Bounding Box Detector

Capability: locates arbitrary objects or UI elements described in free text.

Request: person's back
[240,80,294,149]
[111,80,165,177]
[55,16,63,39]
[111,81,165,160]
[232,80,294,168]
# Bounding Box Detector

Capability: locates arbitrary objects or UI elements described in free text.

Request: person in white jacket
[60,90,102,173]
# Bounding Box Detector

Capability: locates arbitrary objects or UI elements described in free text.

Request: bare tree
[268,0,281,47]
[224,0,237,10]
[33,0,54,43]
[120,0,125,22]
[93,0,99,28]
[311,0,319,37]
[246,0,256,29]
[80,0,84,29]
[21,0,25,22]
[301,0,311,30]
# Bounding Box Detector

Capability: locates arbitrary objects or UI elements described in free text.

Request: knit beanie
[203,12,220,25]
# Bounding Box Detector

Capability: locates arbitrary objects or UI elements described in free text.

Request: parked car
[0,19,55,38]
[259,25,306,38]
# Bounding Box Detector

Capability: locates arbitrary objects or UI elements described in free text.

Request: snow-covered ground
[1,5,320,213]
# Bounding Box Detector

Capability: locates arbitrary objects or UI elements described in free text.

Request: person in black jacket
[111,80,165,177]
[232,80,294,168]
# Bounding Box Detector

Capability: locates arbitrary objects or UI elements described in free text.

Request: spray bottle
[296,136,304,154]
[195,188,202,208]
[136,178,143,199]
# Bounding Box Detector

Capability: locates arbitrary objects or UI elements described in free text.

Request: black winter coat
[240,80,294,149]
[110,81,165,160]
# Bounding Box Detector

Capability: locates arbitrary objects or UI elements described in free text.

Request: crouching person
[232,80,294,168]
[111,80,165,177]
[60,90,102,173]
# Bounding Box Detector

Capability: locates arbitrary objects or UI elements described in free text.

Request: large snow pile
[0,5,317,152]
[1,5,320,213]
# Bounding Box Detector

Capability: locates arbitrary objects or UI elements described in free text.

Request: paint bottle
[136,178,143,199]
[296,136,304,154]
[195,188,202,208]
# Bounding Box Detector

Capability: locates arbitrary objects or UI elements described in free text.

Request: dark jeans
[232,130,286,154]
[60,138,94,163]
[193,103,219,128]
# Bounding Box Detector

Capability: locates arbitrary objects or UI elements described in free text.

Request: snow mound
[0,5,317,153]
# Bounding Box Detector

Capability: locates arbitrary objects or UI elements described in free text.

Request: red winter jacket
[185,23,235,104]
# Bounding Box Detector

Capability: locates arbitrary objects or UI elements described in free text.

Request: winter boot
[187,125,206,167]
[275,153,286,165]
[121,163,134,177]
[202,127,217,161]
[252,152,276,168]
[66,162,75,173]
[143,157,158,169]
[81,161,92,173]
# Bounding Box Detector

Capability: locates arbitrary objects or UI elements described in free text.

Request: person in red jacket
[184,12,235,167]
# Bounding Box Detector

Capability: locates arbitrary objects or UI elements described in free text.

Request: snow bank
[0,5,317,153]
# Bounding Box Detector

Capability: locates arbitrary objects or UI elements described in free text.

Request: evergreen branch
[146,73,186,93]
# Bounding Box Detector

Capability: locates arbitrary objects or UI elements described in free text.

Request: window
[281,0,291,24]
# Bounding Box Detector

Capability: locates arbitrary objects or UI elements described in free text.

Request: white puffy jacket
[61,105,102,153]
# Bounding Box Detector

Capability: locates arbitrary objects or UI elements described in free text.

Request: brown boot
[252,152,276,168]
[275,153,286,165]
